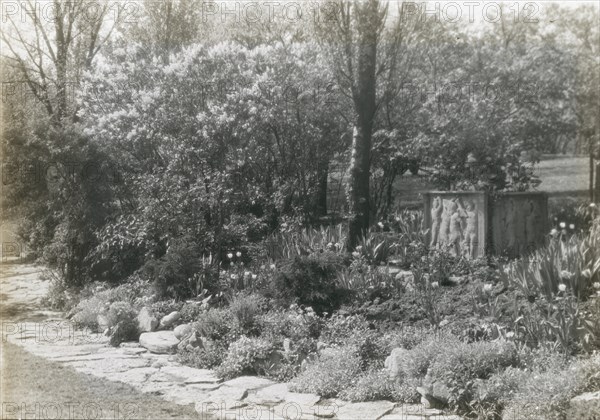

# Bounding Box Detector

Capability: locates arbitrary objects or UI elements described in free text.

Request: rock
[139,331,179,354]
[195,386,249,413]
[283,338,292,353]
[417,381,449,409]
[384,347,409,378]
[568,391,600,419]
[248,383,288,405]
[177,331,202,351]
[335,401,395,420]
[174,323,192,340]
[137,307,158,332]
[159,311,181,329]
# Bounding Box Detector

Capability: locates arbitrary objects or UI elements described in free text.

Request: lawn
[0,341,203,419]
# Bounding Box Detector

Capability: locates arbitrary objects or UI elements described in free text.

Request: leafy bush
[356,233,398,265]
[258,307,322,356]
[215,336,275,379]
[339,368,419,403]
[229,293,267,335]
[268,251,349,315]
[426,339,519,408]
[289,347,362,398]
[193,307,234,341]
[176,339,228,369]
[142,235,206,300]
[336,255,403,301]
[400,331,462,379]
[106,301,139,346]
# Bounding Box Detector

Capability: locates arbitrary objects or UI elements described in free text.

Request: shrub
[258,307,321,356]
[215,336,275,379]
[426,339,519,408]
[269,251,349,315]
[289,347,362,398]
[178,302,205,324]
[142,235,205,300]
[229,293,267,335]
[400,331,461,379]
[106,301,139,346]
[177,339,227,369]
[193,307,234,342]
[339,368,419,403]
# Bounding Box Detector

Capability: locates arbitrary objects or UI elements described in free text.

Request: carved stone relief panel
[424,192,487,259]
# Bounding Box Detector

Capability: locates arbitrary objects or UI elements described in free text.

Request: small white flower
[352,251,360,258]
[335,242,341,249]
[550,228,558,236]
[230,274,238,280]
[270,264,276,270]
[569,224,575,230]
[377,222,384,228]
[506,331,515,338]
[244,271,251,278]
[559,222,566,229]
[236,251,242,258]
[483,283,493,293]
[356,245,363,252]
[582,269,592,279]
[431,281,439,289]
[227,253,233,259]
[558,283,567,292]
[590,203,597,208]
[327,242,333,248]
[593,282,600,289]
[252,274,258,280]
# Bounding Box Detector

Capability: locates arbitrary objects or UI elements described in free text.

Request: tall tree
[0,0,117,125]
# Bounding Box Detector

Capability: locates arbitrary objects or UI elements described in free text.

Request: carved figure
[460,199,478,259]
[448,200,463,256]
[430,196,443,248]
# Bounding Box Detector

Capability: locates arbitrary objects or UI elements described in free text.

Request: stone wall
[423,191,548,259]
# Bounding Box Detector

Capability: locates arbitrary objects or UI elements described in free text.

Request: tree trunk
[347,24,377,250]
[316,164,328,217]
[590,148,594,201]
[595,161,600,203]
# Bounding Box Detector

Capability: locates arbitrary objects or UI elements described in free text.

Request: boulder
[568,391,600,419]
[174,323,192,340]
[139,331,179,354]
[159,311,181,329]
[137,307,158,332]
[177,331,202,351]
[417,378,451,409]
[384,347,409,378]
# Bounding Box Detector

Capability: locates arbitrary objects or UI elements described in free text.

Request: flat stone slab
[162,365,222,384]
[195,386,249,413]
[223,376,275,390]
[139,331,179,354]
[335,401,395,420]
[568,391,600,419]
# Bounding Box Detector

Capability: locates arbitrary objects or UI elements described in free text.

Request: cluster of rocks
[136,308,202,354]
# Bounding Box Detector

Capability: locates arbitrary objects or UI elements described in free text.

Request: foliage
[192,308,234,342]
[336,255,403,302]
[106,301,139,346]
[339,368,419,403]
[215,336,275,379]
[176,339,228,369]
[228,293,268,335]
[289,347,363,398]
[268,251,349,315]
[355,233,398,265]
[264,224,347,261]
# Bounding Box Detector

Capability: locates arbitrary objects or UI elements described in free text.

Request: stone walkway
[1,263,462,420]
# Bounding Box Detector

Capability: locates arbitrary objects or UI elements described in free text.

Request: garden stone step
[139,331,179,354]
[195,386,249,414]
[334,401,395,420]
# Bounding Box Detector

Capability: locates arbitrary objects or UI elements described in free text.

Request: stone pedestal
[423,192,487,259]
[490,192,548,258]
